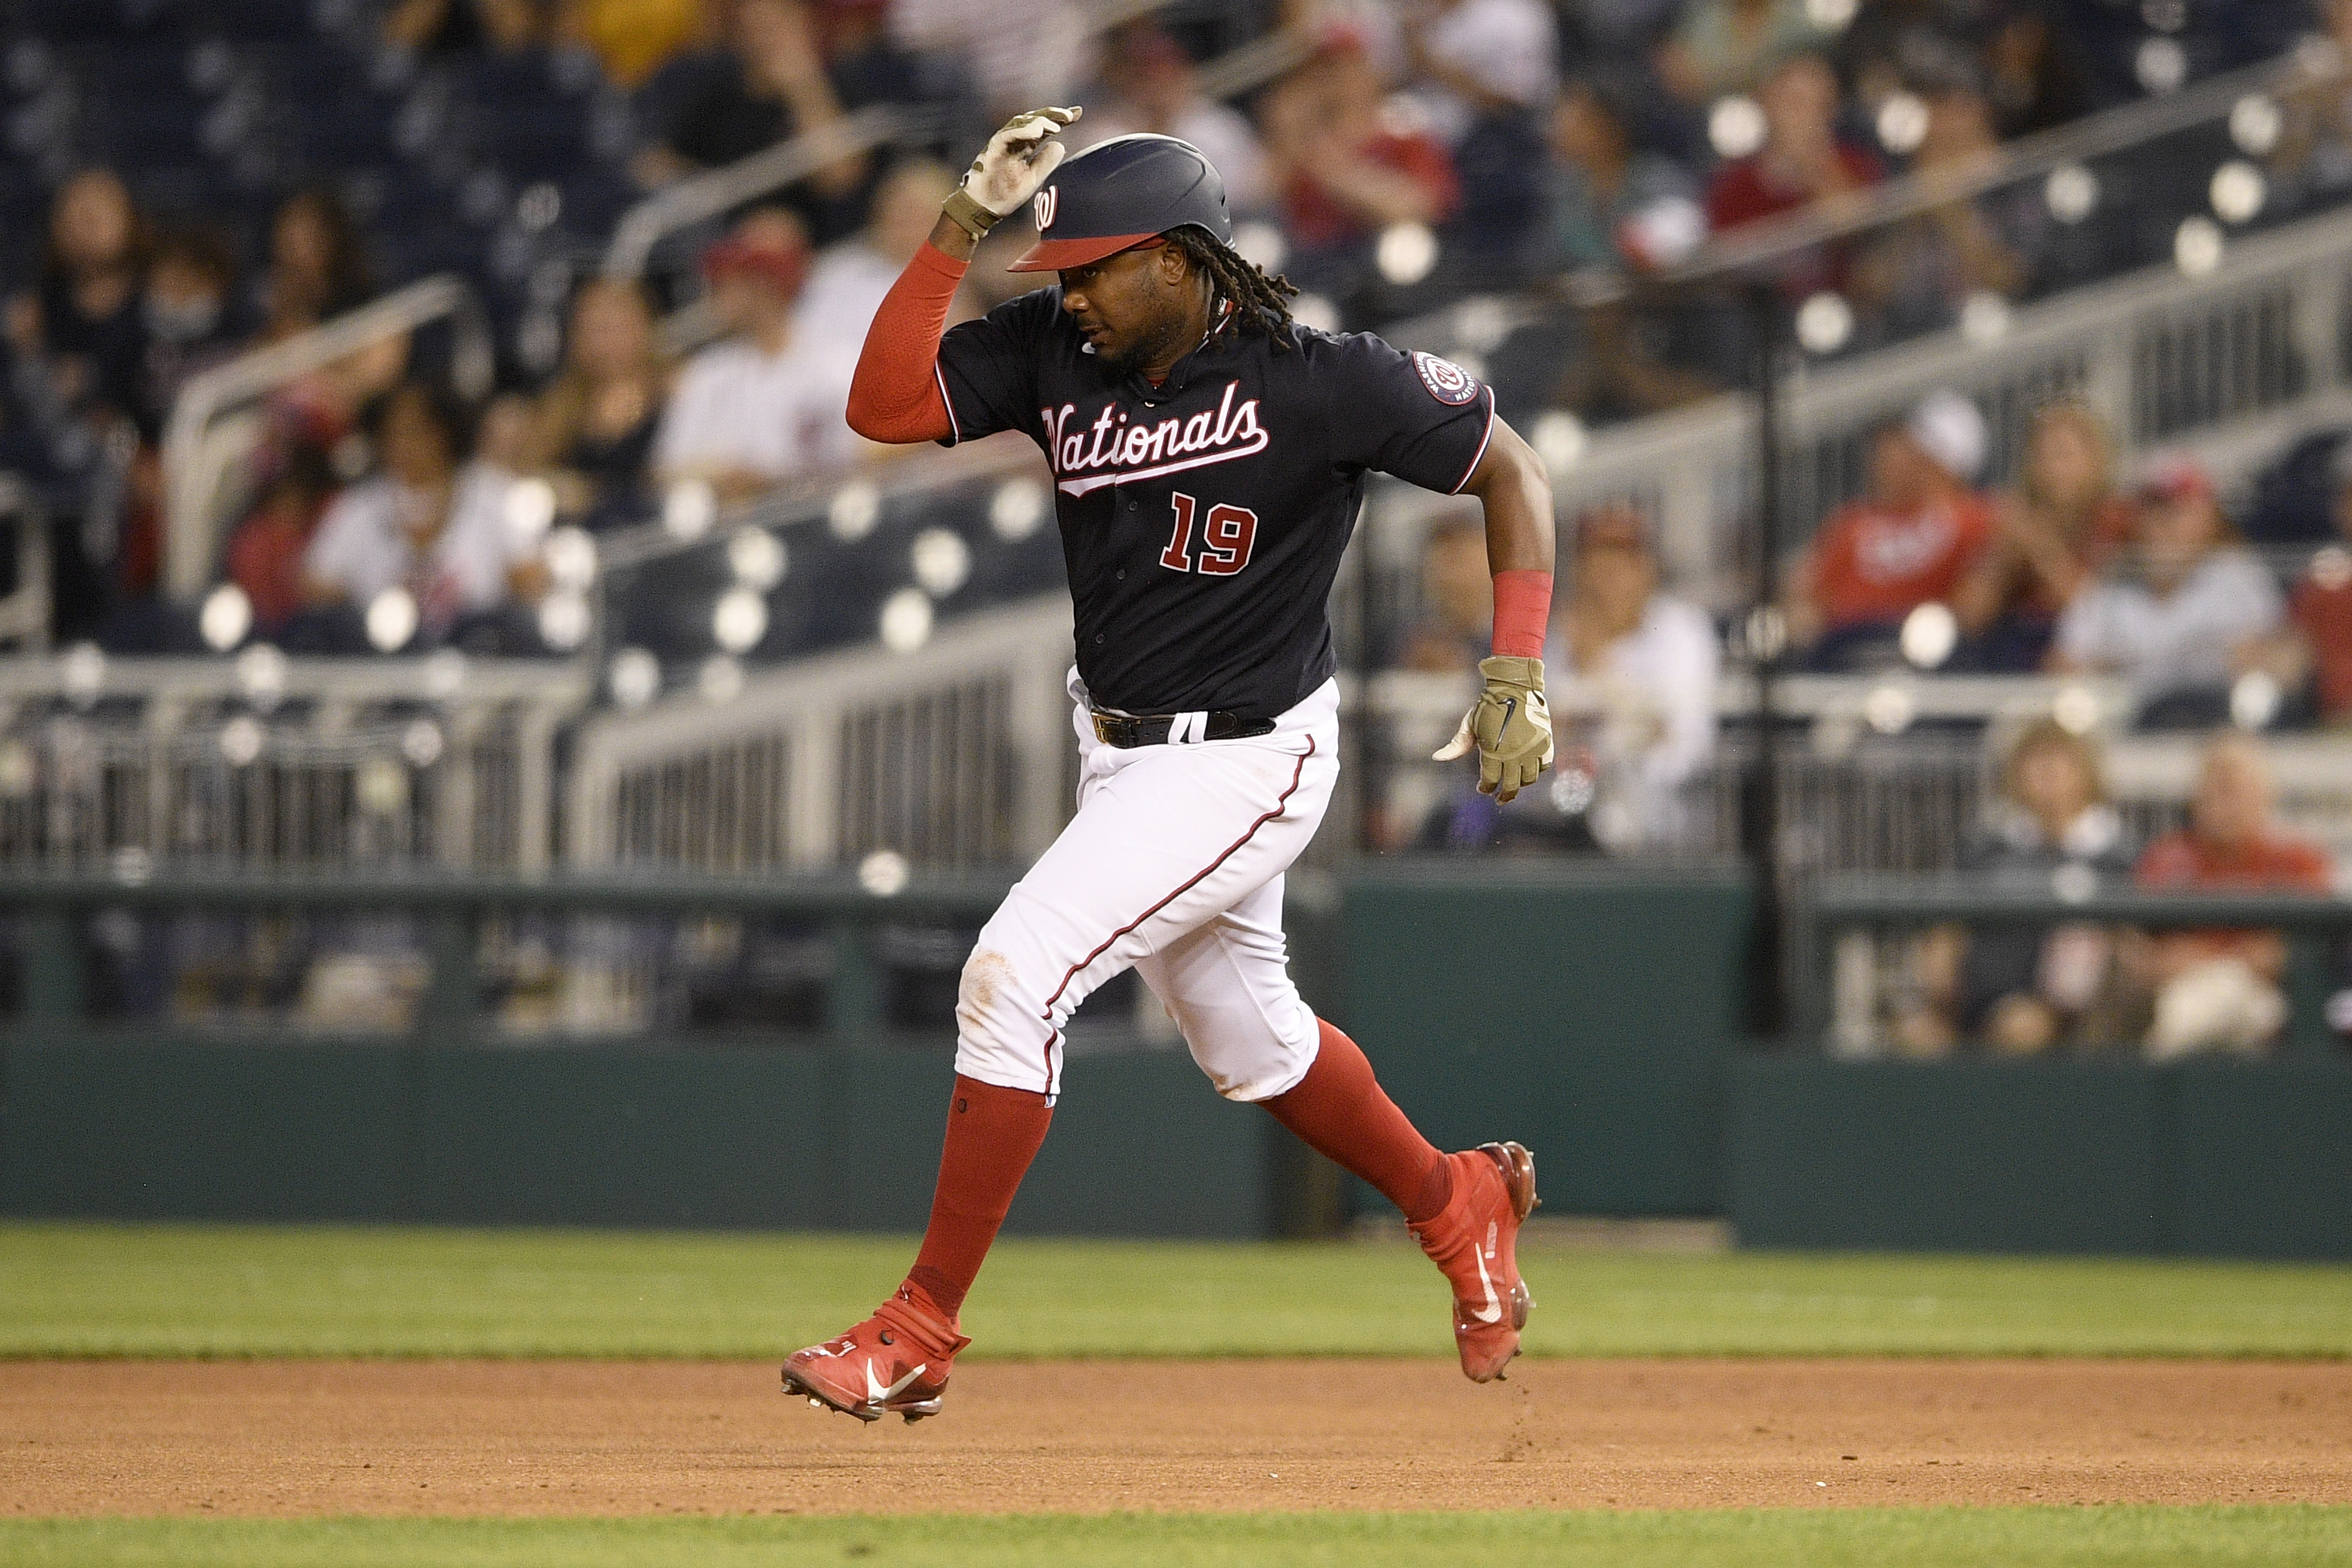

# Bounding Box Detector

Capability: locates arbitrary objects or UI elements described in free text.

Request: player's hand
[1433,656,1554,803]
[961,106,1082,217]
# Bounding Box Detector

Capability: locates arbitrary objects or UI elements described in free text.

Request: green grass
[4,1223,2350,1358]
[1,1508,2347,1567]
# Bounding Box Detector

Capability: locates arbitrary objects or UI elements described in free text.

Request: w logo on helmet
[1033,186,1058,231]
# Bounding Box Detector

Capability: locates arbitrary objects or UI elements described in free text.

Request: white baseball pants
[954,676,1341,1102]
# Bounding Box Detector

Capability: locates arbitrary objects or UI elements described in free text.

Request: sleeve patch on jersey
[1412,350,1480,407]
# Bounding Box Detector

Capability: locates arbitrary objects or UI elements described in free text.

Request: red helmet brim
[1006,232,1164,272]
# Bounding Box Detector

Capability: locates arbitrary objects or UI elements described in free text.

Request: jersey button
[1115,569,1125,580]
[1094,634,1105,645]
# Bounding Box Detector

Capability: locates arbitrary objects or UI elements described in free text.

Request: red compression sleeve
[845,241,966,444]
[1491,569,1553,659]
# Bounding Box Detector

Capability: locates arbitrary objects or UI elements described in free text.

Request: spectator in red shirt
[223,442,339,637]
[1261,26,1459,305]
[1704,52,1881,299]
[1787,389,1995,670]
[2134,736,2334,1060]
[2268,442,2352,723]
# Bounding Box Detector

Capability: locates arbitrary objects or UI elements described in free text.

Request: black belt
[1090,709,1276,748]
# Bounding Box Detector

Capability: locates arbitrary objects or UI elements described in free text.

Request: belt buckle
[1091,712,1119,746]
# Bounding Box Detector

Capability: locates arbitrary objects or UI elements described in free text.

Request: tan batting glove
[958,106,1082,218]
[1433,656,1554,804]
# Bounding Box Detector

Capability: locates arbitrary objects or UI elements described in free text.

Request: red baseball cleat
[781,1288,971,1423]
[1409,1140,1539,1383]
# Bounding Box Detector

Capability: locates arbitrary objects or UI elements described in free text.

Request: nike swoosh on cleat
[1468,1237,1504,1325]
[865,1359,928,1405]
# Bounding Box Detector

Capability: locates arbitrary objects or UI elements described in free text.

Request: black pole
[1741,282,1789,1039]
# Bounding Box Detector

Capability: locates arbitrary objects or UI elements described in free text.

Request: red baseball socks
[899,1022,1454,1328]
[899,1074,1053,1322]
[1261,1018,1453,1224]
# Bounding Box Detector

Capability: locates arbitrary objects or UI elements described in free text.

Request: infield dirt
[6,1358,2349,1516]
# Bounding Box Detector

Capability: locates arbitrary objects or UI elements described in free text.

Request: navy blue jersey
[934,289,1494,718]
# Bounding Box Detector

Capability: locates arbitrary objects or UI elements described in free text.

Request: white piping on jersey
[1044,381,1268,499]
[1447,391,1497,496]
[933,362,962,444]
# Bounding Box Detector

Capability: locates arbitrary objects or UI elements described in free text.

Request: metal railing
[601,103,932,281]
[567,598,1074,871]
[1365,39,2352,598]
[1370,672,2352,869]
[0,653,590,877]
[1396,204,2352,607]
[1661,48,2343,294]
[6,642,2330,890]
[0,868,1013,1041]
[566,580,2352,878]
[1194,26,1311,101]
[159,275,494,602]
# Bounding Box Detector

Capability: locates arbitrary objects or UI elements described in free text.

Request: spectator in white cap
[1787,389,1996,669]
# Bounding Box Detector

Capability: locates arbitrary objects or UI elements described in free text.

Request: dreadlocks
[1165,226,1301,350]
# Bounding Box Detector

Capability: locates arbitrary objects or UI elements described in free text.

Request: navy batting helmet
[1008,133,1230,273]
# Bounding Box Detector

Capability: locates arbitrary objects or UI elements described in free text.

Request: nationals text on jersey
[1043,379,1268,497]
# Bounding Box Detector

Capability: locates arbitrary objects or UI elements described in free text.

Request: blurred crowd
[1887,726,2334,1061]
[3,152,957,651]
[1389,371,2352,1055]
[9,0,2352,652]
[1395,388,2352,845]
[3,0,2350,1050]
[1788,390,2352,721]
[1780,393,2343,713]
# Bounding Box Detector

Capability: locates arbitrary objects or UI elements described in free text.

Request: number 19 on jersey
[1158,492,1259,577]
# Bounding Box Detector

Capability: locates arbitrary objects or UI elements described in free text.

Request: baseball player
[783,109,1558,1423]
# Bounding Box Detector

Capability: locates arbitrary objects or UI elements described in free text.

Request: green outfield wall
[1338,862,1754,1217]
[0,1034,1277,1237]
[4,867,2348,1256]
[0,875,1287,1240]
[1728,1055,2352,1258]
[1733,882,2352,1260]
